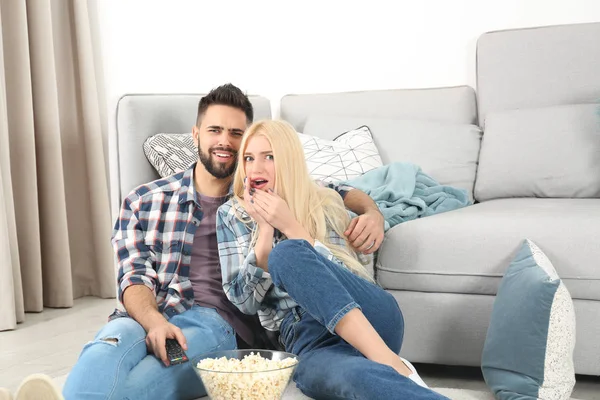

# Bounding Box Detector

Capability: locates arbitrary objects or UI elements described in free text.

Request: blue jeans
[269,239,448,400]
[62,306,236,400]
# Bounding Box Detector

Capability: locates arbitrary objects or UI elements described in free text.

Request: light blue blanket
[341,162,471,232]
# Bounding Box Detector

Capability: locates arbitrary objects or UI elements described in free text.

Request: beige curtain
[0,0,115,331]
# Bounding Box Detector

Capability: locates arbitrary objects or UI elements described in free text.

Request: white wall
[95,0,600,117]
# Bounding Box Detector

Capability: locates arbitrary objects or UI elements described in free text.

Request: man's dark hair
[196,83,253,126]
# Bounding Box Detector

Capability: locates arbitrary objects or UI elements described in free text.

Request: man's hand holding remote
[146,321,187,366]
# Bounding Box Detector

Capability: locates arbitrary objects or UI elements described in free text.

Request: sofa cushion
[474,104,600,201]
[481,239,576,400]
[376,198,600,301]
[298,126,383,183]
[280,86,478,133]
[303,115,482,199]
[143,133,197,177]
[476,22,600,127]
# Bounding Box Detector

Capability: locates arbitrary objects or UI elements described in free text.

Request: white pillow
[298,126,383,183]
[143,133,197,177]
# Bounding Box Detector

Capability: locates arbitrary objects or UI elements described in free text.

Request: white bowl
[193,349,299,400]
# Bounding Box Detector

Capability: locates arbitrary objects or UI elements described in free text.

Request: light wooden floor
[1,297,598,399]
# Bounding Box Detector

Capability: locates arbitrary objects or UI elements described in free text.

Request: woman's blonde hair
[232,119,373,281]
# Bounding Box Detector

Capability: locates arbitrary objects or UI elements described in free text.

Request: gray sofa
[111,22,600,376]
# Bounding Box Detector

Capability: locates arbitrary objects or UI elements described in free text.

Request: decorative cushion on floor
[481,239,576,400]
[297,125,383,183]
[143,133,197,177]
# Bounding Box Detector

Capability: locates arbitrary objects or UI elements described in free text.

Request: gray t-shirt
[189,193,265,347]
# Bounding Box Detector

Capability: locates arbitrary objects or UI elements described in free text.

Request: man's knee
[92,317,146,346]
[82,333,124,354]
[97,336,119,345]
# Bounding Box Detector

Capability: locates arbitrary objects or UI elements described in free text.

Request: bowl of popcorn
[193,349,299,400]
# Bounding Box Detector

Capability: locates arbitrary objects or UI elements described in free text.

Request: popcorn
[196,352,298,400]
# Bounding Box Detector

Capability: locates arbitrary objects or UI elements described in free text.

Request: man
[55,84,383,399]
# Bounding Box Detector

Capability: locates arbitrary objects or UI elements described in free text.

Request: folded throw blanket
[341,162,471,231]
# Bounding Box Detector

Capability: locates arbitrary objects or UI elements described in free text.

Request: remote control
[165,338,188,366]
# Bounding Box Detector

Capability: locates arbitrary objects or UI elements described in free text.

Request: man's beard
[198,144,238,179]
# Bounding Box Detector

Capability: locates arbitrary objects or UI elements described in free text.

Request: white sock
[15,374,63,400]
[0,387,13,400]
[400,357,429,389]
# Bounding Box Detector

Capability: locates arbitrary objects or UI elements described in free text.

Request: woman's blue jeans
[62,306,236,400]
[269,239,448,400]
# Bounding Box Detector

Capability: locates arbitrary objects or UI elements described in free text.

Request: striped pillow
[143,133,197,177]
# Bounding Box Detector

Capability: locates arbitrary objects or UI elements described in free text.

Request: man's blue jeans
[269,239,449,400]
[62,306,236,400]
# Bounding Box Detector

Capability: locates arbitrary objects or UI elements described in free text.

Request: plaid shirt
[216,193,371,332]
[111,163,354,321]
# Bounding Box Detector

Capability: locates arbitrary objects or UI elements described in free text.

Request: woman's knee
[269,239,308,264]
[268,239,311,280]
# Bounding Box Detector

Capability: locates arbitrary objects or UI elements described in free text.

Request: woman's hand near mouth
[250,189,312,245]
[249,189,294,231]
[242,179,274,270]
[242,178,269,228]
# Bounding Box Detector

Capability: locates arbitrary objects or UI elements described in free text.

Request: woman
[216,120,447,400]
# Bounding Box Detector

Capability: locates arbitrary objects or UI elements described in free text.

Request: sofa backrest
[476,22,600,127]
[280,87,481,198]
[281,86,478,131]
[112,94,271,210]
[474,23,600,202]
